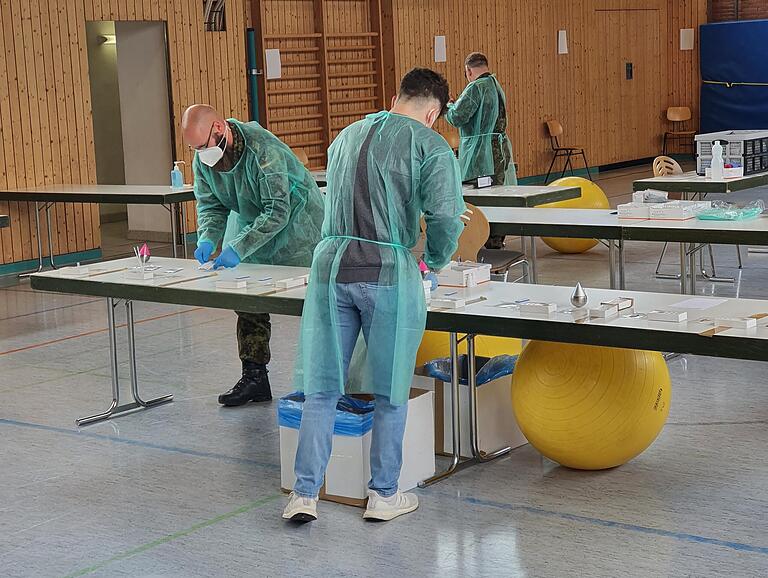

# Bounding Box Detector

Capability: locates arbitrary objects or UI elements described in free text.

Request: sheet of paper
[680,28,694,51]
[434,36,446,63]
[265,48,282,79]
[669,297,728,310]
[558,30,568,55]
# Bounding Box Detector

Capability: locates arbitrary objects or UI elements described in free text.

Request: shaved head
[182,104,228,150]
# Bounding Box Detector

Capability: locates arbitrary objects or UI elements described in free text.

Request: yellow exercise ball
[511,342,670,470]
[541,177,610,254]
[416,331,521,367]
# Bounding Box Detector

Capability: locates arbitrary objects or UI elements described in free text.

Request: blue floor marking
[0,417,280,471]
[461,495,768,555]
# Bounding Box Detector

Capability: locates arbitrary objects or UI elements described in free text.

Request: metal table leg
[608,240,616,289]
[180,202,189,259]
[168,204,179,258]
[618,239,626,290]
[529,237,538,283]
[125,301,174,409]
[76,298,174,427]
[44,204,59,269]
[679,243,687,294]
[420,332,466,487]
[19,202,46,277]
[467,334,512,462]
[688,242,697,295]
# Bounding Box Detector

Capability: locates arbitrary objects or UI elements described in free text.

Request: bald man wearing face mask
[182,105,324,407]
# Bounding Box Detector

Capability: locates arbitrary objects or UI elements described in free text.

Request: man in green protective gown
[182,105,324,407]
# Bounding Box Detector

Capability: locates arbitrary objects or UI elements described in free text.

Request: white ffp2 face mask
[197,128,228,167]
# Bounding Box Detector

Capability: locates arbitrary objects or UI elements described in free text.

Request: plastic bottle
[710,140,724,180]
[170,161,185,189]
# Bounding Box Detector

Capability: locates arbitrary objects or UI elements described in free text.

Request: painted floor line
[62,493,283,578]
[0,307,204,356]
[0,418,280,471]
[461,495,768,555]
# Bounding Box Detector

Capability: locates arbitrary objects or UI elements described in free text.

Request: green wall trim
[0,249,103,277]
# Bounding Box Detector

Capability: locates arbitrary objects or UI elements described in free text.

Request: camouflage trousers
[236,311,271,365]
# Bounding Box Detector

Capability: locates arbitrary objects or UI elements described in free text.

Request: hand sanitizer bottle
[710,140,724,180]
[170,161,185,189]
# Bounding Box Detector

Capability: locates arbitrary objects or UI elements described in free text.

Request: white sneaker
[363,489,419,521]
[282,492,318,522]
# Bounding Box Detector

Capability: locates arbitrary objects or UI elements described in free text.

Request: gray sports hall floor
[1,166,767,577]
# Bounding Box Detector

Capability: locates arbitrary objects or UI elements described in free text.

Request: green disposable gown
[194,119,324,267]
[445,74,517,185]
[295,111,465,405]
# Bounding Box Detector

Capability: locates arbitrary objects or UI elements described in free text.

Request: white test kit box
[275,274,309,289]
[649,310,688,323]
[519,302,557,315]
[216,276,248,290]
[617,202,654,220]
[649,201,711,221]
[715,317,757,329]
[124,268,154,280]
[279,389,435,507]
[437,261,491,288]
[589,304,619,319]
[431,297,466,309]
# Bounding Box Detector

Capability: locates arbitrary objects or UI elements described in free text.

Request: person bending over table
[283,68,465,523]
[182,105,324,407]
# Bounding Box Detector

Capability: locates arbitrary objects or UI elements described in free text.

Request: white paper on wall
[680,28,694,51]
[434,36,447,63]
[558,30,568,55]
[265,48,282,79]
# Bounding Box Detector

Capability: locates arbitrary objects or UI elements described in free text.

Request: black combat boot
[218,362,272,406]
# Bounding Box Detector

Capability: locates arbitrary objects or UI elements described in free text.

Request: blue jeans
[293,282,409,499]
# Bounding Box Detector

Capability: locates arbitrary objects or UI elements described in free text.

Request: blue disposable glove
[194,241,214,264]
[212,246,241,270]
[424,270,438,292]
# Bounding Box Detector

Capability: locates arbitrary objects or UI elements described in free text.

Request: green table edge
[29,274,768,364]
[463,186,581,208]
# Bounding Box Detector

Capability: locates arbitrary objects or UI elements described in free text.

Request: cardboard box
[437,261,492,288]
[279,388,435,507]
[433,374,527,459]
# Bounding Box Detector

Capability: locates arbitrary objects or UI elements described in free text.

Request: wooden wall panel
[383,0,707,176]
[0,0,249,267]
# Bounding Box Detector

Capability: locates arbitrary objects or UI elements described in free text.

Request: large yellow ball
[541,177,610,254]
[416,331,521,367]
[511,342,670,470]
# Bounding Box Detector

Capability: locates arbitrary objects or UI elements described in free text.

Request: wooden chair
[662,107,696,155]
[544,119,592,184]
[457,203,529,282]
[294,147,310,168]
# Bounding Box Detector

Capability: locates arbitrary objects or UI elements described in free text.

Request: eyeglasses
[189,122,216,151]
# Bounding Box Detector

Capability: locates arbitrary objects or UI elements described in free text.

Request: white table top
[483,207,768,245]
[633,170,768,193]
[0,184,195,204]
[30,257,768,361]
